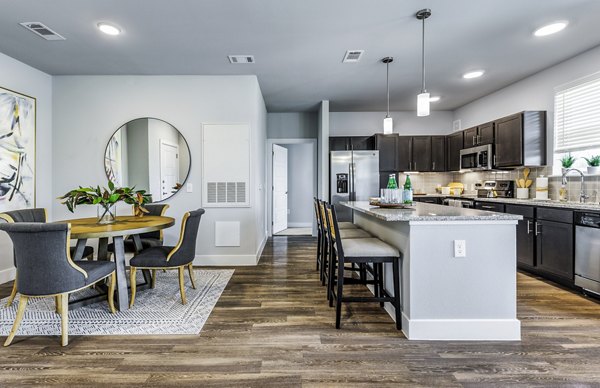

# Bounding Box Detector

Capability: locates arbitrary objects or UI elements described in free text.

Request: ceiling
[1,0,600,112]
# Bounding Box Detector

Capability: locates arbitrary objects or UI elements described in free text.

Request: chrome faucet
[562,168,588,203]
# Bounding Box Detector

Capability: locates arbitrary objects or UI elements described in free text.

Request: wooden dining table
[56,215,175,311]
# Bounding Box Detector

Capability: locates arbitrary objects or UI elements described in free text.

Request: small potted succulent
[584,155,600,175]
[59,181,152,224]
[560,153,576,174]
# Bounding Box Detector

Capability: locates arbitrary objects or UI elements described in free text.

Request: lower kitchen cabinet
[516,217,536,268]
[474,202,505,212]
[535,219,574,282]
[413,196,442,205]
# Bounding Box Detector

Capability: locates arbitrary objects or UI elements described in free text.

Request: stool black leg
[316,231,321,271]
[328,250,336,306]
[335,254,345,329]
[378,263,385,308]
[320,238,328,286]
[373,264,379,300]
[392,258,402,330]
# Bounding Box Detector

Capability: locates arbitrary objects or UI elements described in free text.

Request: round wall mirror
[104,118,191,202]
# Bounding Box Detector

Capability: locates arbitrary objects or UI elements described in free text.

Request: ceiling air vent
[20,22,65,41]
[228,55,255,64]
[343,50,364,63]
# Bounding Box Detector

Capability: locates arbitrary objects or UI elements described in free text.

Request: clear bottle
[559,184,568,202]
[403,175,413,204]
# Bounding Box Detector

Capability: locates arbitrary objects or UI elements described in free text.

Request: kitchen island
[342,201,522,341]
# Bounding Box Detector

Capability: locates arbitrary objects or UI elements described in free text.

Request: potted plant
[59,181,152,224]
[584,155,600,175]
[560,153,576,174]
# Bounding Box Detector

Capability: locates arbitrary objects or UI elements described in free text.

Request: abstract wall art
[0,87,36,211]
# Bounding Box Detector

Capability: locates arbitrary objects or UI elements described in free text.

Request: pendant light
[416,8,432,117]
[382,56,394,134]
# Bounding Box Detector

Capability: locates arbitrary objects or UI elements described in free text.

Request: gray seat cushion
[129,246,176,268]
[340,238,400,258]
[70,245,94,259]
[76,261,116,286]
[338,222,357,229]
[339,229,372,239]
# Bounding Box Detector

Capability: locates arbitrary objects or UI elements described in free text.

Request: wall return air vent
[343,50,365,63]
[228,55,255,64]
[19,22,66,41]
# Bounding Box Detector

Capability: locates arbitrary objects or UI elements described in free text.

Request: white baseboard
[287,222,312,228]
[0,266,16,285]
[193,235,267,267]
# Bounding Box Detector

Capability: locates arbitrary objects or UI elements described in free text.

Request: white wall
[330,111,454,136]
[453,45,600,160]
[283,143,315,227]
[52,75,267,264]
[0,52,53,283]
[318,101,330,201]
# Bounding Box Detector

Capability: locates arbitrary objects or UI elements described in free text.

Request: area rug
[0,269,233,336]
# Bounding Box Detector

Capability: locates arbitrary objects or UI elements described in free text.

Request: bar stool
[317,200,370,287]
[325,202,403,330]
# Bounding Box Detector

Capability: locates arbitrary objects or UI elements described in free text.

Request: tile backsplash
[396,167,600,202]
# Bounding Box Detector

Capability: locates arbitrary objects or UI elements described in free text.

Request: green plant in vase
[59,181,152,224]
[583,155,600,175]
[560,153,576,169]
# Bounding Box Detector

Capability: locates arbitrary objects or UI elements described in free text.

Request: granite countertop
[472,197,600,211]
[342,201,522,223]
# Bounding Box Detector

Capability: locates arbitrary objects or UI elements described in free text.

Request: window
[553,73,600,174]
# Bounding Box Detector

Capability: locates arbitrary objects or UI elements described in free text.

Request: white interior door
[159,140,179,201]
[272,144,288,234]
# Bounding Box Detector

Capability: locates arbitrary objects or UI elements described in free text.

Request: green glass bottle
[387,174,398,189]
[403,175,413,204]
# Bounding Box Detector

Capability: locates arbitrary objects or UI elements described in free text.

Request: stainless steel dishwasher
[575,212,600,295]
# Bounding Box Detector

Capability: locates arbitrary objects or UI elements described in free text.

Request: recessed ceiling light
[463,70,485,79]
[429,96,441,102]
[534,21,568,37]
[97,22,121,36]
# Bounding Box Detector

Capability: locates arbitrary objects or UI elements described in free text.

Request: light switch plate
[186,183,193,193]
[454,240,466,257]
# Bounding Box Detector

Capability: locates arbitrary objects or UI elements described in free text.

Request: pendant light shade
[416,9,432,117]
[382,56,394,134]
[417,92,430,117]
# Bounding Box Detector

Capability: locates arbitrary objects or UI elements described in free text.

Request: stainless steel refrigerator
[330,150,379,222]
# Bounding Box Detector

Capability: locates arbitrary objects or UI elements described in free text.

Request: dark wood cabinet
[330,136,375,151]
[494,111,546,167]
[463,127,478,148]
[516,217,536,268]
[396,136,412,171]
[446,132,463,171]
[464,122,494,147]
[329,137,350,151]
[411,136,431,172]
[536,219,574,281]
[373,134,399,172]
[431,136,446,172]
[413,196,442,205]
[474,202,505,212]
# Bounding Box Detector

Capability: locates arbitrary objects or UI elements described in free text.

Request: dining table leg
[97,237,109,261]
[112,236,129,310]
[72,238,88,261]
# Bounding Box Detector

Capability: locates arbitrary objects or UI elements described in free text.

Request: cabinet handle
[414,162,417,171]
[493,155,497,166]
[477,134,481,144]
[472,135,476,146]
[535,222,541,236]
[527,220,532,234]
[432,161,435,170]
[480,205,495,210]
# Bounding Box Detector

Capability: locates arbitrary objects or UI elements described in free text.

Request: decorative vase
[587,166,600,175]
[97,204,117,224]
[516,188,529,199]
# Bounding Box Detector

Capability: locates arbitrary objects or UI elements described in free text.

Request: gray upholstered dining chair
[107,203,170,255]
[0,223,117,346]
[129,209,204,307]
[0,208,94,307]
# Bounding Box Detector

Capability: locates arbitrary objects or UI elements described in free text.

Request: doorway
[159,139,179,201]
[267,139,317,237]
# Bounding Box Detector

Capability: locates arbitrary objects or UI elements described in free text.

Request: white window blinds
[554,75,600,152]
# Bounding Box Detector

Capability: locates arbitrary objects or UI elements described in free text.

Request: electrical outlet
[186,183,193,193]
[454,240,466,257]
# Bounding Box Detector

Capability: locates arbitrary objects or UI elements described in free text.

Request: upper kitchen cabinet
[463,122,494,148]
[372,134,399,171]
[431,136,446,172]
[446,132,463,171]
[329,136,375,151]
[411,136,432,172]
[494,111,546,168]
[396,136,411,171]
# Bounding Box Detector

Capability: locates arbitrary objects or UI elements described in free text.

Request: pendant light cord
[386,61,390,117]
[421,18,426,93]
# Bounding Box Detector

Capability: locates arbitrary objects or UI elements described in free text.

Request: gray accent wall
[267,112,318,139]
[282,143,315,227]
[0,52,53,282]
[330,111,454,136]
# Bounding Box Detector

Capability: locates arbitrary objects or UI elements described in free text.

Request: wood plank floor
[2,236,600,386]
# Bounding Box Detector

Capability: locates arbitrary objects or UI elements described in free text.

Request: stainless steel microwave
[459,144,493,171]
